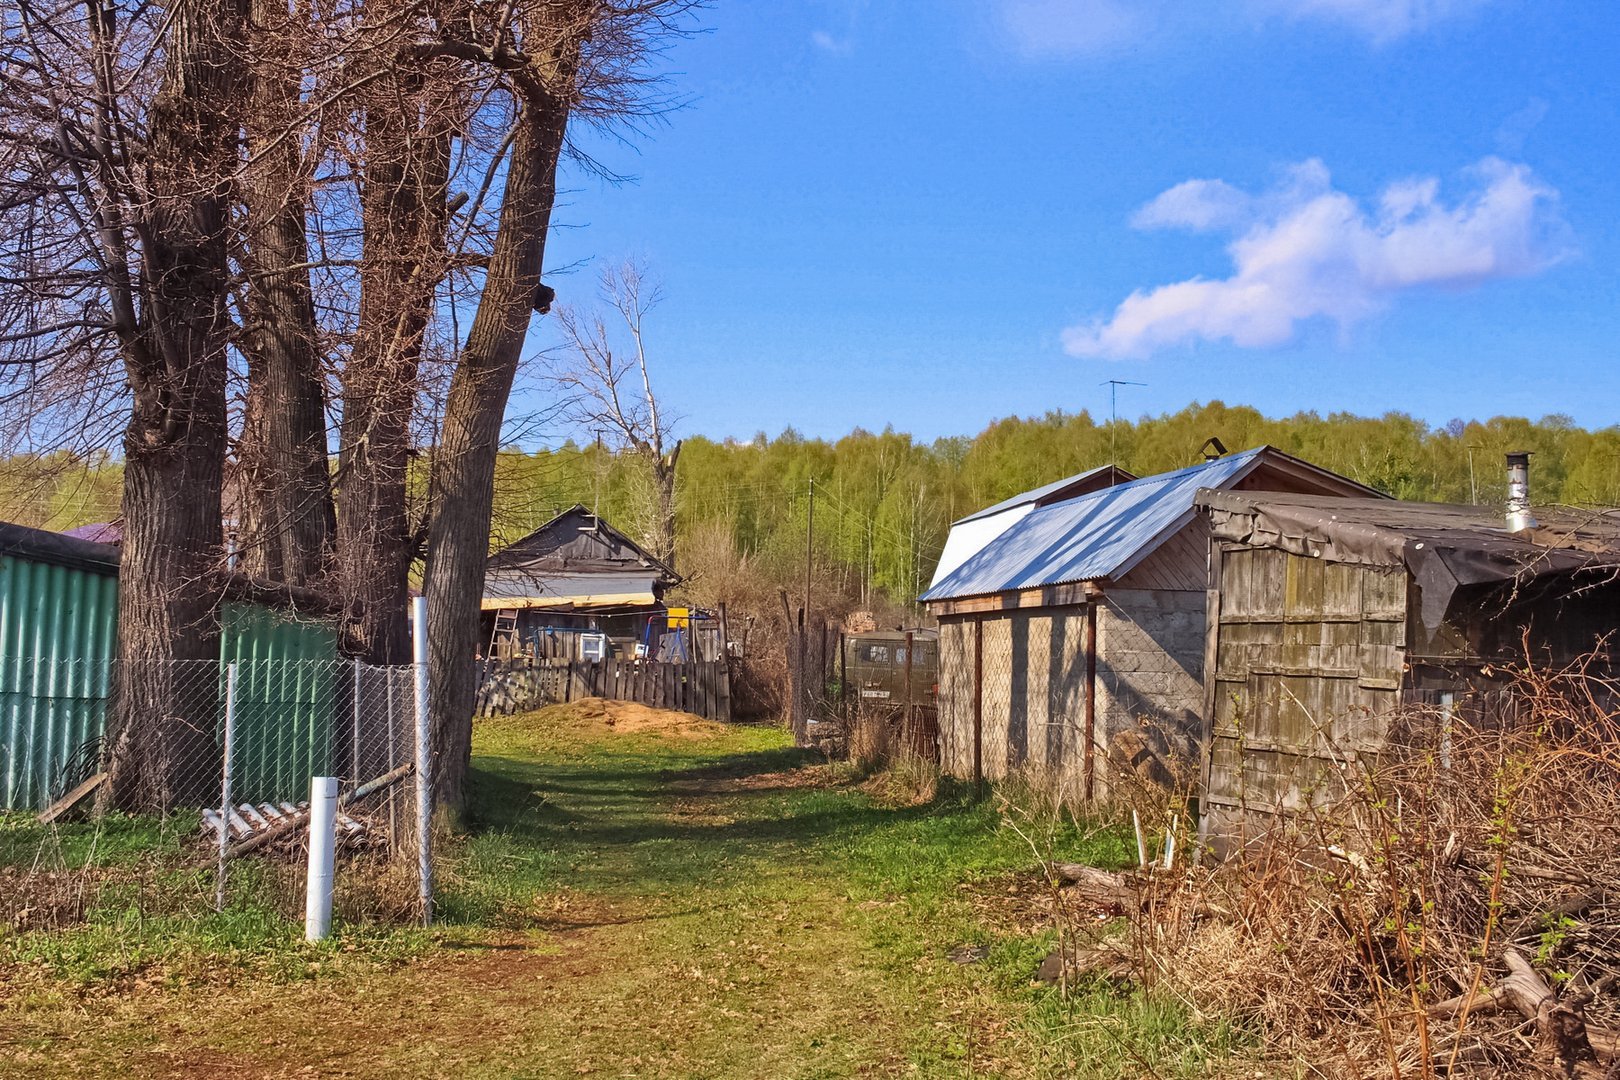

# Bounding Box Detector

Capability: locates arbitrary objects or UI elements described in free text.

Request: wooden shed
[1195,489,1620,853]
[921,448,1381,800]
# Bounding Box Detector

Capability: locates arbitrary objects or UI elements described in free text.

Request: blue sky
[527,0,1618,444]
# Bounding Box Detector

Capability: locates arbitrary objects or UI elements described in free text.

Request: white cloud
[810,29,853,55]
[1063,158,1569,360]
[996,0,1485,56]
[1265,0,1483,41]
[999,0,1144,57]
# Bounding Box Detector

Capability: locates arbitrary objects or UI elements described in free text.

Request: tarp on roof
[1199,489,1620,629]
[923,450,1274,601]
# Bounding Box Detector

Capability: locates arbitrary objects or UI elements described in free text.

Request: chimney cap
[1506,450,1533,466]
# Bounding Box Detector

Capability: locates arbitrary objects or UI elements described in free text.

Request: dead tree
[550,259,681,569]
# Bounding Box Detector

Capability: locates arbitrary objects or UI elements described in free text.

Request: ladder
[489,608,520,657]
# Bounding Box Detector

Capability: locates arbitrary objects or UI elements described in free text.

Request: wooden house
[482,506,679,659]
[1195,488,1620,853]
[920,447,1382,799]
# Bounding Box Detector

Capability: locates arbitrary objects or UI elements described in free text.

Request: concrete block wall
[1095,588,1206,791]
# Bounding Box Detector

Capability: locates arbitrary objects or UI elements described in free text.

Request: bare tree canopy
[550,258,682,567]
[0,0,702,810]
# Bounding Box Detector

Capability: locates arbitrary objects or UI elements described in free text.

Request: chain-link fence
[2,655,432,931]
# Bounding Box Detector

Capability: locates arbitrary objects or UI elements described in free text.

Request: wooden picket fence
[474,657,732,722]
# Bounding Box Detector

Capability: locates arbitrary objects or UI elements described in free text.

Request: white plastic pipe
[304,775,339,941]
[411,595,433,926]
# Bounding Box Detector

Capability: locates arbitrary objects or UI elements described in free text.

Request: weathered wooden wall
[1202,545,1407,847]
[474,657,732,722]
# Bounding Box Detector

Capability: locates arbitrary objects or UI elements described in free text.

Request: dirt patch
[532,698,728,740]
[670,761,845,795]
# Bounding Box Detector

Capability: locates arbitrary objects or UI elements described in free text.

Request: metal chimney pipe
[1505,451,1537,532]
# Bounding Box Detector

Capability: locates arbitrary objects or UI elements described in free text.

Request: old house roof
[483,506,678,613]
[922,447,1383,603]
[0,520,121,574]
[1198,489,1620,628]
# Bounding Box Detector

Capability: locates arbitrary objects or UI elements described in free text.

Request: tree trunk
[334,75,452,664]
[103,0,244,812]
[653,440,680,570]
[424,97,570,811]
[237,0,334,587]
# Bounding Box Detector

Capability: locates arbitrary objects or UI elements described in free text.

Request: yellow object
[666,606,691,629]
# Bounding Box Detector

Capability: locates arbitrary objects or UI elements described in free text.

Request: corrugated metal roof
[956,464,1135,524]
[922,450,1271,601]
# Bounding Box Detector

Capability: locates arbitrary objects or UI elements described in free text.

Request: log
[1044,862,1142,911]
[1428,948,1618,1072]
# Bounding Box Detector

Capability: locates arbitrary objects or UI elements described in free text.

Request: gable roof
[956,464,1138,524]
[921,447,1382,603]
[487,505,678,585]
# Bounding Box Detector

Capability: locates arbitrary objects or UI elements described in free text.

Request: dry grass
[1090,658,1620,1078]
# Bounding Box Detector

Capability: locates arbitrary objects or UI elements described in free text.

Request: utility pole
[803,477,814,622]
[1466,443,1482,504]
[1102,379,1146,466]
[591,427,606,519]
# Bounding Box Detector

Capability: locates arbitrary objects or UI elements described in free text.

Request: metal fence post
[411,595,433,927]
[351,656,362,785]
[215,661,238,912]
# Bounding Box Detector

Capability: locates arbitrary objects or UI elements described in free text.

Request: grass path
[2,705,1232,1079]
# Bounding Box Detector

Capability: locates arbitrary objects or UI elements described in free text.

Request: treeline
[496,401,1620,609]
[9,402,1619,610]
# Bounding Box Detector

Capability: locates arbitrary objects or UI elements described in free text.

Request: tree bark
[103,0,245,811]
[652,440,680,570]
[237,0,334,587]
[334,73,452,663]
[424,91,571,811]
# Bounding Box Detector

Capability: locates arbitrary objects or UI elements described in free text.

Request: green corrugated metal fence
[219,603,341,805]
[0,546,341,810]
[0,553,118,810]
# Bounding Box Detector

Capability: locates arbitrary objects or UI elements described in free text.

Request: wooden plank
[718,660,732,723]
[37,771,107,824]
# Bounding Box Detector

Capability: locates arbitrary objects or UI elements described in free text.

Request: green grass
[2,706,1244,1078]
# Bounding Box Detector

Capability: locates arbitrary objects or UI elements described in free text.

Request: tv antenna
[1101,380,1146,465]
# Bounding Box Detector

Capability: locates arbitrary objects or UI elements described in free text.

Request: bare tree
[235,0,335,588]
[0,0,250,809]
[550,259,681,567]
[422,4,698,811]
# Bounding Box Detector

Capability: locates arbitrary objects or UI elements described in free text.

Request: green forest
[6,402,1619,612]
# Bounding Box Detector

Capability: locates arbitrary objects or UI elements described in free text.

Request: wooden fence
[475,657,732,722]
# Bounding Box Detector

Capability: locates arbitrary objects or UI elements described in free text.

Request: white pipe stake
[304,775,339,941]
[412,595,433,927]
[1132,809,1148,868]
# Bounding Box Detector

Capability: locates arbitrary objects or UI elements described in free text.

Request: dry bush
[1091,658,1620,1078]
